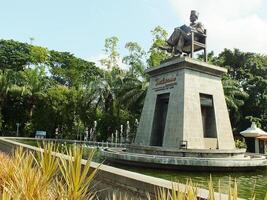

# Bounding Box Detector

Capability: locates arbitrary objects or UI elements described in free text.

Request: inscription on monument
[153,74,177,91]
[155,77,176,86]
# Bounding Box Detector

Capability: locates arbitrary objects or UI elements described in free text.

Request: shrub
[0,144,98,200]
[235,139,247,149]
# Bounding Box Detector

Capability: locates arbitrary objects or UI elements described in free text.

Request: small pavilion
[240,122,267,154]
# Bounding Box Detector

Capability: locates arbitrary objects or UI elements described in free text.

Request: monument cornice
[145,57,227,77]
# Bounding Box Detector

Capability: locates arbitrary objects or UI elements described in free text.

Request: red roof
[256,135,267,140]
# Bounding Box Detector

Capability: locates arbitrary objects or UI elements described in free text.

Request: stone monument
[101,11,267,170]
[133,10,233,150]
[134,57,235,150]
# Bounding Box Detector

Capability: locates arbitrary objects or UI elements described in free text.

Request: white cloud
[169,0,267,54]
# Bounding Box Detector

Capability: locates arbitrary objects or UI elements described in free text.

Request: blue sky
[1,0,267,64]
[0,0,180,60]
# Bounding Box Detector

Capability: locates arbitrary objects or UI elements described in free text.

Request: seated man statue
[159,10,205,56]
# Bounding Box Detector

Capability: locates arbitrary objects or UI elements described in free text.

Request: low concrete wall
[129,144,246,158]
[0,137,240,200]
[103,147,267,171]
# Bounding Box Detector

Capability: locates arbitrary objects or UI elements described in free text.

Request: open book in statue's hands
[180,24,192,33]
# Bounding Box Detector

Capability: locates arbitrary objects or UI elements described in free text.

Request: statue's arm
[195,22,205,34]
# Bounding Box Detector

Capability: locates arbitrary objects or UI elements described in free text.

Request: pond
[14,139,267,199]
[112,163,267,199]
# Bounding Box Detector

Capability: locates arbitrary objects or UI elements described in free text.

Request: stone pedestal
[134,57,235,150]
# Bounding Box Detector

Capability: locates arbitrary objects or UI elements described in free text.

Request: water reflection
[109,163,267,199]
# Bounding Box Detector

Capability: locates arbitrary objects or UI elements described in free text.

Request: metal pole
[16,123,20,137]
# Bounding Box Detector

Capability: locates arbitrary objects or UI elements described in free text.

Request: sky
[1,0,267,66]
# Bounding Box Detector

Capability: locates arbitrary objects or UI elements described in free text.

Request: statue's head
[190,10,199,23]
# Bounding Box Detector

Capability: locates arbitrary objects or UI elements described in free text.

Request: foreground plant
[0,145,265,200]
[145,178,240,200]
[0,144,99,200]
[1,147,52,199]
[36,143,59,183]
[147,180,197,200]
[57,146,98,199]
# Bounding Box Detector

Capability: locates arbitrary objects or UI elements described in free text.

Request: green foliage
[0,110,2,130]
[147,26,171,67]
[30,45,49,64]
[24,121,34,137]
[235,139,247,149]
[0,27,266,141]
[58,146,98,199]
[222,75,248,111]
[210,49,267,133]
[0,39,31,71]
[0,144,98,199]
[0,145,255,200]
[49,51,101,88]
[118,76,148,115]
[100,36,120,69]
[123,42,146,77]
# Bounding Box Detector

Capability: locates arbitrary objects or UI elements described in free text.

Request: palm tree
[222,75,249,133]
[118,75,148,115]
[222,75,248,112]
[0,71,11,102]
[21,66,50,119]
[89,75,115,114]
[0,70,11,129]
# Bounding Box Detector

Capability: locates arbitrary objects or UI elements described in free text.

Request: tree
[44,85,70,137]
[147,26,170,67]
[120,41,148,115]
[123,42,146,77]
[100,36,120,70]
[49,51,101,88]
[221,75,248,133]
[30,45,49,65]
[118,76,148,115]
[0,40,31,71]
[0,71,11,130]
[0,35,266,140]
[212,49,267,132]
[20,67,50,120]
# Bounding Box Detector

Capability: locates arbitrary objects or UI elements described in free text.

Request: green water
[14,139,267,199]
[113,164,267,199]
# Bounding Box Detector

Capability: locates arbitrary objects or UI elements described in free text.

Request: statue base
[135,57,235,150]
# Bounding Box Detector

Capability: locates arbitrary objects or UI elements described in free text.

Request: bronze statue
[159,10,205,56]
